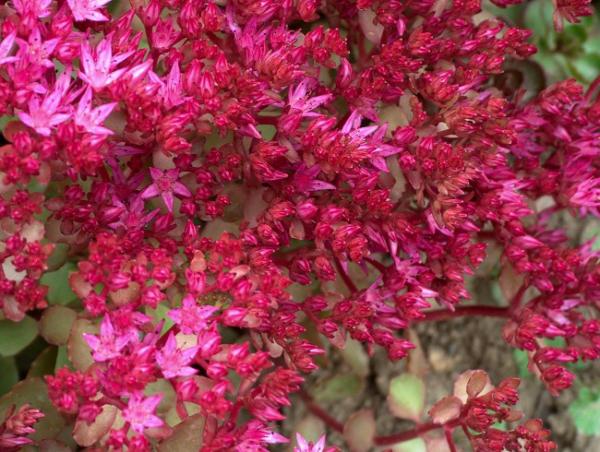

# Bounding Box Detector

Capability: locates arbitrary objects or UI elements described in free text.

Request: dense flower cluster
[0,404,44,450]
[0,0,598,449]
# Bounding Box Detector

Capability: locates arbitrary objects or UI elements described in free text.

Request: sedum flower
[140,168,191,213]
[74,87,117,136]
[294,433,336,452]
[168,294,218,335]
[122,394,163,434]
[0,32,17,66]
[67,0,112,22]
[83,315,131,362]
[78,37,133,90]
[156,333,200,379]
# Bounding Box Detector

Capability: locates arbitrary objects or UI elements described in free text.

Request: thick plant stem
[300,390,458,447]
[298,390,344,433]
[374,422,442,446]
[331,253,358,294]
[416,305,510,323]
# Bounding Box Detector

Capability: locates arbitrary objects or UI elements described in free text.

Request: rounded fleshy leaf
[73,404,118,447]
[313,373,365,402]
[67,319,97,371]
[428,396,463,425]
[340,338,370,378]
[157,413,205,452]
[453,369,494,403]
[467,370,491,399]
[0,378,65,440]
[498,264,524,303]
[0,315,38,357]
[343,409,375,452]
[41,263,78,305]
[358,9,384,45]
[0,356,18,395]
[40,306,77,345]
[27,347,58,378]
[387,373,425,421]
[390,438,427,452]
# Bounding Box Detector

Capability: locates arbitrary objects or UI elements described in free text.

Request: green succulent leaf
[513,350,532,379]
[0,357,18,396]
[0,316,38,357]
[569,388,600,436]
[387,373,425,421]
[40,262,78,306]
[313,373,364,402]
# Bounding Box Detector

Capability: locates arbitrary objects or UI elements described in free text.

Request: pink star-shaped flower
[67,0,111,22]
[140,168,191,213]
[83,315,131,362]
[74,87,116,136]
[295,434,329,452]
[156,333,200,379]
[0,32,17,66]
[16,70,73,137]
[168,294,218,335]
[123,394,163,434]
[16,27,58,68]
[12,0,52,18]
[79,37,133,90]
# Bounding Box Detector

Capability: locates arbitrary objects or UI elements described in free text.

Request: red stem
[509,285,526,313]
[416,305,510,323]
[444,426,458,452]
[374,422,442,446]
[331,253,358,294]
[364,257,387,273]
[299,390,344,433]
[300,390,466,446]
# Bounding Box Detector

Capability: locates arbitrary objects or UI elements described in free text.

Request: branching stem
[416,305,510,323]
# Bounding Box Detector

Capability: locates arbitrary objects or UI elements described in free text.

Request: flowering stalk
[0,0,598,449]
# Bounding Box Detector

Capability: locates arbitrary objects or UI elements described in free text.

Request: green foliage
[0,378,65,440]
[387,373,426,421]
[569,388,600,436]
[513,349,531,379]
[0,316,38,357]
[40,263,78,305]
[390,438,427,452]
[523,0,600,84]
[313,373,365,402]
[0,357,18,396]
[28,347,59,378]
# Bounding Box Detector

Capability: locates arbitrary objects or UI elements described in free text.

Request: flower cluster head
[0,404,44,451]
[0,0,598,449]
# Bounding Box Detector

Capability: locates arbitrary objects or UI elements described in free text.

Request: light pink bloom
[74,87,116,135]
[149,62,188,109]
[570,178,600,207]
[16,27,58,68]
[0,32,17,66]
[236,421,288,451]
[156,333,200,379]
[168,294,218,334]
[83,316,130,362]
[292,164,336,193]
[288,79,333,116]
[67,0,111,22]
[12,0,52,18]
[294,433,328,452]
[123,394,163,434]
[140,168,191,212]
[79,37,132,90]
[17,71,73,136]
